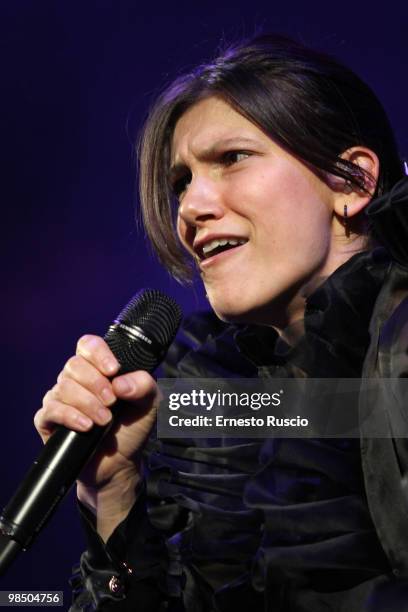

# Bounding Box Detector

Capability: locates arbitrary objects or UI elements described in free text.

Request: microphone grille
[105,289,183,374]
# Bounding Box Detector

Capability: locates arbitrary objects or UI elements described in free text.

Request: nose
[177,176,225,228]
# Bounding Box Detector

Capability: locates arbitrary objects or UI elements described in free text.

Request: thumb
[112,370,161,406]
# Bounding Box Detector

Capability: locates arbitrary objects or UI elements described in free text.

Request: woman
[34,34,408,610]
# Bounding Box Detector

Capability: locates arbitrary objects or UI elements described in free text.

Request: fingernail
[115,377,134,395]
[102,357,119,375]
[97,407,112,424]
[100,387,116,405]
[77,415,93,430]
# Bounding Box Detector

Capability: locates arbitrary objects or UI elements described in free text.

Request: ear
[331,147,380,219]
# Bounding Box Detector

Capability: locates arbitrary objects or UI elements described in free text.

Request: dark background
[1,0,407,605]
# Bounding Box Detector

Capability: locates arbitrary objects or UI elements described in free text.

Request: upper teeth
[202,238,247,255]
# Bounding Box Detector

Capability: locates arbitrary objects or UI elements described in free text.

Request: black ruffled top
[73,247,396,612]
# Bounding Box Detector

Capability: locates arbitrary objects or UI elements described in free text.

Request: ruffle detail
[139,248,392,610]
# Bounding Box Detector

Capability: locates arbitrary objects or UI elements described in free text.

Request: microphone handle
[2,420,111,543]
[0,417,113,574]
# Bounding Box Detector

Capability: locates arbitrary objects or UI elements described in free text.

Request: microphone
[0,289,182,575]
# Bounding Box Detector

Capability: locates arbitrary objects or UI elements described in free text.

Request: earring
[343,204,350,238]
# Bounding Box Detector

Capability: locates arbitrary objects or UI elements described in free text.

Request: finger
[76,335,120,377]
[34,401,93,443]
[51,377,113,426]
[112,370,160,404]
[60,355,117,407]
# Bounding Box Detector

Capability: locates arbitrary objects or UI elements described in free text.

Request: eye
[221,150,251,165]
[171,172,192,199]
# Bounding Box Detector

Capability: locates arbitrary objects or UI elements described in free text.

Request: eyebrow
[169,136,261,178]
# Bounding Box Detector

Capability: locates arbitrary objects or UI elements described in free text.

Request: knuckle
[114,371,158,402]
[65,355,103,391]
[51,384,61,401]
[76,334,101,355]
[40,399,60,424]
[65,354,83,375]
[42,389,53,406]
[52,381,63,401]
[42,398,54,417]
[75,335,117,375]
[33,407,44,429]
[53,378,72,402]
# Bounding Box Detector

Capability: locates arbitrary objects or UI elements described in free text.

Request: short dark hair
[138,33,404,281]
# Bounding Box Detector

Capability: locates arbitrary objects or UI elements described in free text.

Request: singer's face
[172,96,345,328]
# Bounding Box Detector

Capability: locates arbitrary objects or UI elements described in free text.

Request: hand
[34,335,161,537]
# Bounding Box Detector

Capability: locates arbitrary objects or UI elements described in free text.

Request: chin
[209,298,265,325]
[209,292,299,328]
[208,301,247,324]
[214,311,245,324]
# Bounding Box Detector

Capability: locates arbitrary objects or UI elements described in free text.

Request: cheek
[176,216,189,250]
[227,163,298,217]
[240,177,332,265]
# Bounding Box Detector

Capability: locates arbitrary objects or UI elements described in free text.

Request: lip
[199,240,248,269]
[193,234,249,260]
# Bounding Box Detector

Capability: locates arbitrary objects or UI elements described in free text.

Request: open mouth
[198,237,248,261]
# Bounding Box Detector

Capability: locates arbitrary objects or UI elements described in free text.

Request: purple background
[1,0,407,603]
